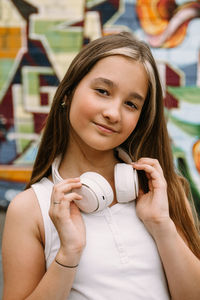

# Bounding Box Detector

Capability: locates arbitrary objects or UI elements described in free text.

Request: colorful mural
[0,0,200,215]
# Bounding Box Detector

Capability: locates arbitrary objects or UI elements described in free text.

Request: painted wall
[0,0,200,215]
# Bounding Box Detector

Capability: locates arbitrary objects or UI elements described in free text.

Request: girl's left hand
[132,158,170,234]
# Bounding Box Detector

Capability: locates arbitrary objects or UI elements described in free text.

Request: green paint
[46,31,82,53]
[167,86,200,104]
[34,20,62,34]
[0,59,15,100]
[22,67,54,96]
[0,59,14,80]
[18,123,34,151]
[27,72,39,95]
[33,20,82,53]
[20,139,31,151]
[18,123,34,134]
[173,145,200,215]
[169,114,200,137]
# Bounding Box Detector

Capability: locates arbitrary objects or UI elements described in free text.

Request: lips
[94,122,118,133]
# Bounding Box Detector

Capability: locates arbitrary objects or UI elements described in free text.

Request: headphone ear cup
[73,172,113,213]
[114,163,138,203]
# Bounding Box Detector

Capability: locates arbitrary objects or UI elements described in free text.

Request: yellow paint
[0,27,22,58]
[136,0,168,35]
[193,140,200,174]
[0,165,32,183]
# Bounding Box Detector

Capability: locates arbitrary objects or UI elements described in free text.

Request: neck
[59,139,119,181]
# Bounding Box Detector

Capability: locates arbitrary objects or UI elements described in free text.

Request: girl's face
[69,55,148,151]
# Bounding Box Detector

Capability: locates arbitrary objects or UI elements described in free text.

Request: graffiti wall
[0,0,200,214]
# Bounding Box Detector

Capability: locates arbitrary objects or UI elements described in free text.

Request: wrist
[56,247,82,267]
[144,217,177,241]
[55,258,79,269]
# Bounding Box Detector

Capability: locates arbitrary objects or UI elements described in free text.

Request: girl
[2,32,200,300]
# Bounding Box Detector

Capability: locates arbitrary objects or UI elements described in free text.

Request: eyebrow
[91,77,145,101]
[129,92,145,102]
[91,77,114,88]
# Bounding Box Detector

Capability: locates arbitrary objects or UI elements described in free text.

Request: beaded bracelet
[55,259,79,268]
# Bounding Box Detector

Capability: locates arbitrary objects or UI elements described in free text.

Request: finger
[132,163,158,178]
[132,158,163,175]
[63,192,82,202]
[51,192,82,207]
[54,177,81,189]
[52,181,82,199]
[50,192,82,219]
[70,201,82,218]
[132,163,166,189]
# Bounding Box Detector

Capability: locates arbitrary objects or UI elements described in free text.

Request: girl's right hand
[49,178,86,262]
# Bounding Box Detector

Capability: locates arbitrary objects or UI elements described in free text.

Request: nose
[102,101,121,123]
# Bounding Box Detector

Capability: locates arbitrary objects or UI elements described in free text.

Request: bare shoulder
[7,188,39,217]
[5,187,45,244]
[8,187,38,209]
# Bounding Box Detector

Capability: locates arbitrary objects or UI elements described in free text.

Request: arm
[2,178,86,300]
[150,218,200,300]
[132,159,200,300]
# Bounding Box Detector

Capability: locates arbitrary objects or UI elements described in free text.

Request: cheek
[69,97,96,127]
[124,115,140,136]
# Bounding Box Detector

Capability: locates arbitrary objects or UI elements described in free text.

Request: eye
[125,101,137,110]
[95,88,109,96]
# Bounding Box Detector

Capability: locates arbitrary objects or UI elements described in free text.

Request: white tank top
[32,177,171,300]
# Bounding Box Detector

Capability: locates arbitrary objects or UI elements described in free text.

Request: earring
[61,101,66,107]
[61,94,68,108]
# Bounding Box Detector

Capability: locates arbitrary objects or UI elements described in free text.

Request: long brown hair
[27,32,200,257]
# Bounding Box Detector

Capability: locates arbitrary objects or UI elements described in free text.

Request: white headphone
[52,148,138,213]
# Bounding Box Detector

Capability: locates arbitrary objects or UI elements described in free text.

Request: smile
[94,122,117,134]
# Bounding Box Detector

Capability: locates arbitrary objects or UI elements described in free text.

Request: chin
[86,141,121,152]
[75,133,123,152]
